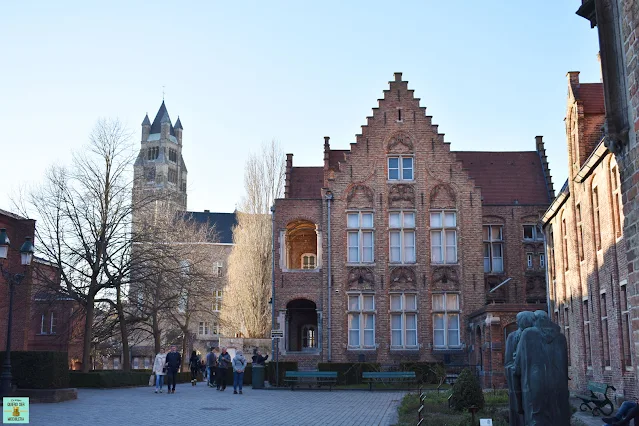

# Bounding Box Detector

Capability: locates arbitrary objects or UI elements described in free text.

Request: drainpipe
[325,191,333,362]
[271,205,276,358]
[539,224,552,317]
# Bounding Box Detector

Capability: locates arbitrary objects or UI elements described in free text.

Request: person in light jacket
[153,348,167,393]
[232,350,247,394]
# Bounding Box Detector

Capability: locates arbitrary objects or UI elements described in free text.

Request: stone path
[28,384,406,426]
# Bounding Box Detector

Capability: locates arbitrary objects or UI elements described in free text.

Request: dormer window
[388,156,413,181]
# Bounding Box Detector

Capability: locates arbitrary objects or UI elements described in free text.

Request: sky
[1,1,601,215]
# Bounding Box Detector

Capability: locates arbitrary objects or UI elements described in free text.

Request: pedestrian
[232,350,247,394]
[252,349,269,365]
[152,347,167,393]
[216,347,231,391]
[206,347,217,388]
[165,345,181,394]
[189,350,200,386]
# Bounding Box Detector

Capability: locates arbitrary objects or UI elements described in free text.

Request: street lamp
[0,228,35,396]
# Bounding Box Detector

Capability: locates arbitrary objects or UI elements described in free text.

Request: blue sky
[2,1,600,214]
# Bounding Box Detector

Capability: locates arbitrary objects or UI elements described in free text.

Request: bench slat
[587,381,609,395]
[285,371,338,378]
[362,372,416,378]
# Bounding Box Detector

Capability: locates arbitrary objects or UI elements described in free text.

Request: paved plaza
[28,384,405,426]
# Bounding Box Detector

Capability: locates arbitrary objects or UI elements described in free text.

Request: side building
[273,73,552,386]
[542,73,633,397]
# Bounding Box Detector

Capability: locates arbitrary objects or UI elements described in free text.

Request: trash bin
[252,364,265,389]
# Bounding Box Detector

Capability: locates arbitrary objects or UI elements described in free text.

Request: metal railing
[417,386,427,426]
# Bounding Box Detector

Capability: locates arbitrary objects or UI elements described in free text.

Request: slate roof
[574,83,605,114]
[182,211,237,244]
[149,101,175,136]
[455,151,551,205]
[289,167,323,199]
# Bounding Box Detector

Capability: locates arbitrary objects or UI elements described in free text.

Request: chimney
[284,153,293,198]
[394,72,402,82]
[567,71,580,89]
[535,136,555,200]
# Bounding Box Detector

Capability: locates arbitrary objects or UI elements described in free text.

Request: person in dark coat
[206,348,217,387]
[252,349,269,365]
[189,351,200,386]
[164,345,182,394]
[216,347,231,391]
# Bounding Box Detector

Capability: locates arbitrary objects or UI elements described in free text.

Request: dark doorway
[286,299,318,352]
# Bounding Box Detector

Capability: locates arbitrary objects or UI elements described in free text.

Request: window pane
[434,330,445,346]
[348,232,359,262]
[433,295,444,311]
[406,329,417,346]
[388,157,399,168]
[445,230,456,246]
[432,246,442,263]
[483,243,491,257]
[349,330,360,347]
[434,314,445,329]
[406,313,416,330]
[364,330,375,346]
[431,230,442,246]
[389,213,401,228]
[390,295,402,310]
[444,212,456,227]
[448,329,460,346]
[348,296,360,311]
[430,212,442,227]
[388,158,399,180]
[348,248,359,263]
[391,314,402,329]
[402,157,413,173]
[349,313,360,329]
[446,294,459,310]
[403,212,415,228]
[392,330,402,346]
[347,213,359,228]
[361,213,373,228]
[446,246,457,264]
[448,313,459,329]
[492,226,503,240]
[363,295,375,310]
[404,231,415,256]
[523,225,534,239]
[484,257,491,273]
[390,231,401,262]
[483,226,490,240]
[405,295,417,310]
[364,314,374,329]
[363,247,373,263]
[362,231,373,248]
[492,258,503,273]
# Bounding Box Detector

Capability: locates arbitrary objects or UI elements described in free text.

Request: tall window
[523,225,544,240]
[199,321,211,335]
[168,168,178,184]
[147,146,159,160]
[212,321,220,335]
[483,225,503,273]
[169,148,177,163]
[611,166,622,238]
[302,325,317,349]
[347,294,375,349]
[563,307,571,366]
[526,253,533,269]
[388,156,414,181]
[601,293,610,368]
[390,293,418,349]
[390,212,415,263]
[301,253,317,269]
[561,217,569,271]
[40,312,57,335]
[593,186,601,250]
[215,261,224,277]
[347,212,374,263]
[549,227,556,279]
[213,290,223,312]
[113,358,120,370]
[539,254,545,269]
[621,284,632,368]
[433,293,460,348]
[431,211,457,264]
[583,300,592,367]
[576,204,584,261]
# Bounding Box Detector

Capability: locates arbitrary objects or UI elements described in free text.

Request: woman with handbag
[153,347,168,393]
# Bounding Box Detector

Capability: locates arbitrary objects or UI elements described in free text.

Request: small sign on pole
[480,420,493,426]
[271,330,284,339]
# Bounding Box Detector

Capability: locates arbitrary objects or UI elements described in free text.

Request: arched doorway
[286,299,318,352]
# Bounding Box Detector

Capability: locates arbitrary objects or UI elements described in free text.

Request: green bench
[284,371,338,391]
[575,381,616,416]
[362,371,417,391]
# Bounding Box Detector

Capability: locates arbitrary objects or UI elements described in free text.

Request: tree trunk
[152,312,161,355]
[181,331,188,370]
[116,286,130,371]
[81,295,95,373]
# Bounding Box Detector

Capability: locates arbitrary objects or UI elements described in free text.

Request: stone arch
[285,219,319,270]
[430,184,456,209]
[385,131,414,153]
[388,184,416,208]
[389,266,417,288]
[482,215,505,224]
[346,184,374,209]
[347,267,375,289]
[285,299,319,352]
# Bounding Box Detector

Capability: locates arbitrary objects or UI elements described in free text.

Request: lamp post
[0,228,35,396]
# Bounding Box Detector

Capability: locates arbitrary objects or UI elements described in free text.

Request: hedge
[70,370,195,388]
[399,362,445,385]
[0,351,69,389]
[318,363,380,385]
[266,361,297,386]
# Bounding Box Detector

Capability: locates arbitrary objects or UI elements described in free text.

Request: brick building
[0,209,83,369]
[272,73,553,386]
[542,75,634,397]
[575,0,639,394]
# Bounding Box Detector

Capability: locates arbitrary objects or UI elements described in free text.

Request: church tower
[132,101,188,231]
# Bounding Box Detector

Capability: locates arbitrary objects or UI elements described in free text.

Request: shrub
[266,361,297,386]
[317,363,380,385]
[0,351,69,389]
[449,368,484,411]
[400,362,445,385]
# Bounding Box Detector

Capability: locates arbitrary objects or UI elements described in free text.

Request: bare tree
[223,140,284,337]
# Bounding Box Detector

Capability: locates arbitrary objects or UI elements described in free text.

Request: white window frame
[215,261,224,277]
[390,293,418,349]
[483,225,503,273]
[523,224,544,241]
[302,324,318,349]
[50,312,57,335]
[347,293,376,349]
[301,253,318,270]
[432,293,461,349]
[40,314,46,335]
[387,156,414,181]
[199,321,210,336]
[540,254,545,269]
[389,211,416,264]
[620,282,633,370]
[526,252,533,269]
[431,211,457,264]
[212,321,220,336]
[347,212,374,264]
[213,290,223,312]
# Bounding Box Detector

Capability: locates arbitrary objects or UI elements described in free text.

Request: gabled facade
[273,73,553,383]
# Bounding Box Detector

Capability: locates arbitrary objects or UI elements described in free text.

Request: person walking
[216,347,231,391]
[205,347,217,388]
[232,350,247,394]
[152,347,167,393]
[189,351,200,386]
[165,345,181,394]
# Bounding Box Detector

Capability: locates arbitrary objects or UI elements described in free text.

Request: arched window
[302,325,317,349]
[301,253,317,270]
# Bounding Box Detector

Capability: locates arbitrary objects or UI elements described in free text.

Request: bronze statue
[505,311,535,426]
[511,310,571,425]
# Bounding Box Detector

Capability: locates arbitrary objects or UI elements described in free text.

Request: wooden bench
[284,371,338,391]
[362,371,417,391]
[575,381,616,416]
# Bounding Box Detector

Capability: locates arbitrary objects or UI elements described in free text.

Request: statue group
[504,310,572,426]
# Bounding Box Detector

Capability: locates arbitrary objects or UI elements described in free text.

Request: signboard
[271,330,284,339]
[3,397,29,424]
[479,420,493,426]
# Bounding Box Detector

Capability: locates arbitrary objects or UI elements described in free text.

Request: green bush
[317,363,380,385]
[399,362,445,385]
[449,368,484,411]
[0,351,69,389]
[266,361,297,386]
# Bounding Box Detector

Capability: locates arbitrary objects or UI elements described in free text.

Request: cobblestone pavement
[29,384,406,426]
